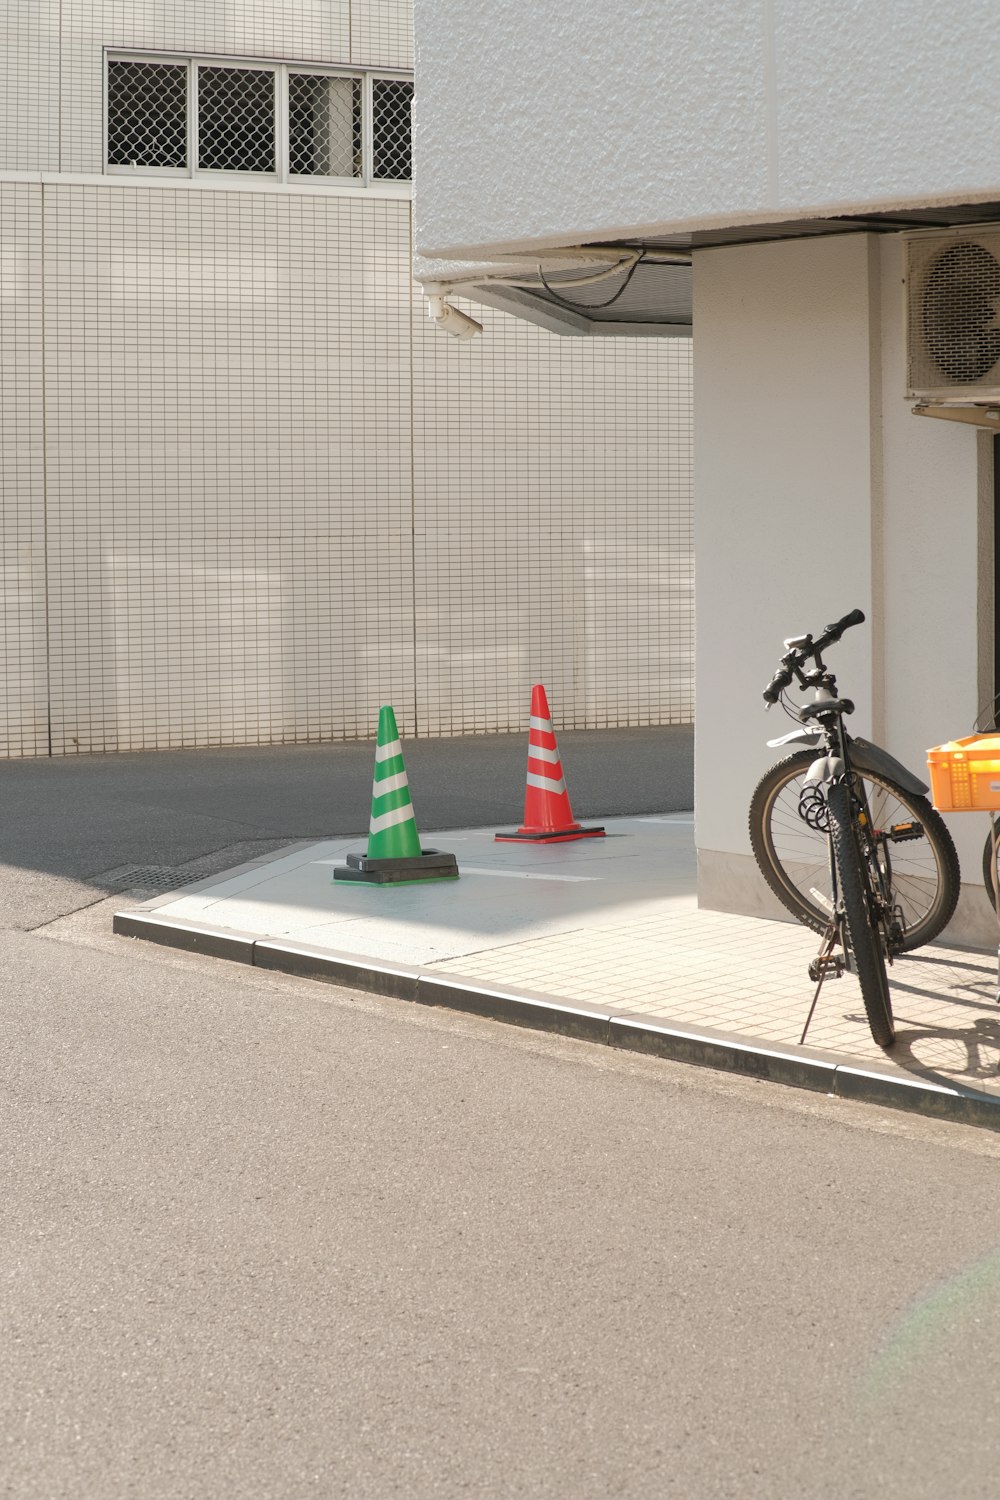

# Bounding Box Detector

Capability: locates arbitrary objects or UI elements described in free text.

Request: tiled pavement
[114,815,1000,1107]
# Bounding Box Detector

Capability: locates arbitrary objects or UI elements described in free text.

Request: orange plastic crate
[926,734,1000,811]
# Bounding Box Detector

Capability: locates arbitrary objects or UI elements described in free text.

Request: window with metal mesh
[107,60,188,168]
[197,66,275,173]
[107,58,411,183]
[372,79,413,181]
[289,73,361,178]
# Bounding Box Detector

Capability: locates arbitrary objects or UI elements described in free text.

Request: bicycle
[749,610,960,1049]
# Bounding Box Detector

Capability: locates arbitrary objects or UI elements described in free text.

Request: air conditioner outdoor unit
[906,229,1000,404]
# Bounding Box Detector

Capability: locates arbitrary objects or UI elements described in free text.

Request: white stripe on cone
[527,743,560,764]
[528,715,553,732]
[370,803,416,836]
[526,771,567,794]
[375,738,404,762]
[372,770,409,795]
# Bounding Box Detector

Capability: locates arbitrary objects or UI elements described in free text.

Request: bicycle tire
[748,750,959,950]
[981,825,1000,912]
[827,780,895,1049]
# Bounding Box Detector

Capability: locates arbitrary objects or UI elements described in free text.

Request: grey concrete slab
[130,817,697,964]
[111,813,1000,1131]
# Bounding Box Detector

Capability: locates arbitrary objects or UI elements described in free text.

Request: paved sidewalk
[114,814,1000,1123]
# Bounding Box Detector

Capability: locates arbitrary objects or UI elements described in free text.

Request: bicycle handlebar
[814,607,865,655]
[762,608,865,704]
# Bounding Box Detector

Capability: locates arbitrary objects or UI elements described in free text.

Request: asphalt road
[5,916,1000,1499]
[7,730,1000,1498]
[0,727,692,929]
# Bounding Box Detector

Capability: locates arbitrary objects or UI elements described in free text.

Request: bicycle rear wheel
[982,824,1000,913]
[749,750,959,950]
[827,781,895,1049]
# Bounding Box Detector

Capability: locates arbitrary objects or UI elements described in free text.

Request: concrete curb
[113,910,1000,1133]
[113,911,255,963]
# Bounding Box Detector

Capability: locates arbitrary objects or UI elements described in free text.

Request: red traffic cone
[495,685,605,844]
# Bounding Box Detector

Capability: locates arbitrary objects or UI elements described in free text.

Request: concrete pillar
[694,231,990,945]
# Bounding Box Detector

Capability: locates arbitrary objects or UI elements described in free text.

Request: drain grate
[103,865,197,895]
[94,839,290,897]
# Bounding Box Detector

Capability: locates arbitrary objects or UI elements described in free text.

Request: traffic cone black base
[334,848,459,885]
[495,826,605,844]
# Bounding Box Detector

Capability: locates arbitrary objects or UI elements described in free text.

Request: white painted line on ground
[634,817,695,825]
[459,867,600,883]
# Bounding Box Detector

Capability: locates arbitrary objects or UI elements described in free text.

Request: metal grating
[907,232,1000,397]
[372,78,412,181]
[107,59,412,184]
[96,840,291,896]
[532,261,693,325]
[197,66,275,173]
[289,73,361,178]
[107,60,187,169]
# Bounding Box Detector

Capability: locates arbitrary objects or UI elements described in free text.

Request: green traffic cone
[367,705,422,860]
[332,706,459,886]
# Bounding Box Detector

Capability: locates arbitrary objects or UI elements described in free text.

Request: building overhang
[418,199,1000,338]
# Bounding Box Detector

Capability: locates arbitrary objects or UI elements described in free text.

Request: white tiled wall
[0,1,61,172]
[0,1,692,755]
[0,184,49,757]
[413,307,693,733]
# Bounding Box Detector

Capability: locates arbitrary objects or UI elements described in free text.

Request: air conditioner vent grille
[907,232,1000,399]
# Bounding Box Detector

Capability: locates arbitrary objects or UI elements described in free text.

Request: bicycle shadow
[845,953,1000,1091]
[885,1016,1000,1087]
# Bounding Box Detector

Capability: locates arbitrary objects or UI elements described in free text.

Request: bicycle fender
[851,738,929,797]
[802,754,845,789]
[766,729,824,750]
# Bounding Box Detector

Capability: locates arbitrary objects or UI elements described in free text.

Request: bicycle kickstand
[801,924,845,1046]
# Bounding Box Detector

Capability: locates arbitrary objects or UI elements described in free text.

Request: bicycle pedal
[808,953,845,983]
[886,820,924,843]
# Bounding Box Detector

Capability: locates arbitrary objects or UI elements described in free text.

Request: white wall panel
[0,0,61,172]
[694,235,877,859]
[0,184,49,756]
[878,233,984,888]
[0,1,693,756]
[41,186,416,751]
[413,305,692,732]
[352,0,412,69]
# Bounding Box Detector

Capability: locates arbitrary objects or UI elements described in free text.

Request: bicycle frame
[755,609,959,1046]
[773,665,904,959]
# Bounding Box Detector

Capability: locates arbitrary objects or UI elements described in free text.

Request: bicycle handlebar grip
[826,608,865,637]
[762,666,793,704]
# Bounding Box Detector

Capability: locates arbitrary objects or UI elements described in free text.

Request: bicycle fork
[798,776,900,1045]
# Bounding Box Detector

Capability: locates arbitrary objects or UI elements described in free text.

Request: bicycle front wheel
[827,781,895,1049]
[749,751,959,950]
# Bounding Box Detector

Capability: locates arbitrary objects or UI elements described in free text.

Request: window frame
[104,51,413,187]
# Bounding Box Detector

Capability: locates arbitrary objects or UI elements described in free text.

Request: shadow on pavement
[0,727,693,927]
